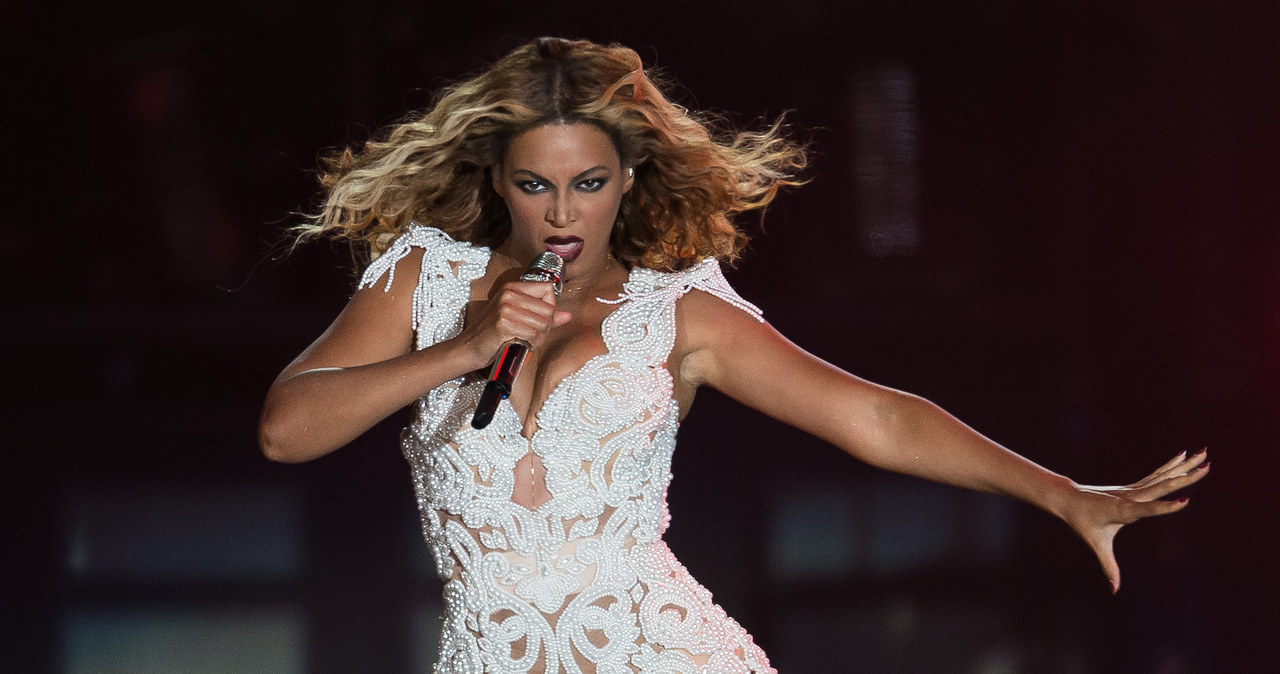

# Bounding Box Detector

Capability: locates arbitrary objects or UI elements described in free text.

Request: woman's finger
[500,279,561,307]
[1130,462,1210,501]
[1085,526,1122,594]
[526,280,560,303]
[1131,449,1206,488]
[498,305,561,343]
[1116,495,1191,525]
[1156,449,1208,480]
[502,281,568,331]
[1148,450,1188,479]
[1148,495,1193,517]
[497,283,558,312]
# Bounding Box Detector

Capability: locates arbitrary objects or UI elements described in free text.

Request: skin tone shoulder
[260,121,1208,593]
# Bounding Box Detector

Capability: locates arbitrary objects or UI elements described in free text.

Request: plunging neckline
[472,266,635,441]
[496,344,621,441]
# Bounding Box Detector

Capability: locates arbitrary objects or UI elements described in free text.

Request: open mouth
[544,236,585,263]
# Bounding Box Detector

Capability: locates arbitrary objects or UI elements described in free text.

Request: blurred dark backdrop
[4,0,1276,672]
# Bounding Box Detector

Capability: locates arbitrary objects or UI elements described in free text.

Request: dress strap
[358,222,490,349]
[595,258,764,367]
[600,258,764,323]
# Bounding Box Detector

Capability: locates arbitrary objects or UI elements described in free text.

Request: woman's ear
[623,165,635,192]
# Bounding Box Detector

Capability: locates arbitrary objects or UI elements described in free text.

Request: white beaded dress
[361,224,775,674]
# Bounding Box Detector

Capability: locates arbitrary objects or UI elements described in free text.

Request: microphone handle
[470,380,508,430]
[470,253,563,429]
[471,339,530,429]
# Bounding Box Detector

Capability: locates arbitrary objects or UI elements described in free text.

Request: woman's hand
[1059,449,1210,593]
[455,279,573,370]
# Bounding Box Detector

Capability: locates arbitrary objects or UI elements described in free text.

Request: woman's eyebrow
[571,165,609,180]
[510,165,610,183]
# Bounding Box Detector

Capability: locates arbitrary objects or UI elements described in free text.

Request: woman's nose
[545,194,575,227]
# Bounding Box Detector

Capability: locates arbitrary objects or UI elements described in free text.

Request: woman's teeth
[545,238,584,263]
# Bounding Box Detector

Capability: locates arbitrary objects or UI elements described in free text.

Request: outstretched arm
[675,291,1208,592]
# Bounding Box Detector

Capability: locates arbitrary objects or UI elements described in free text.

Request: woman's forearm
[258,338,483,463]
[856,390,1077,519]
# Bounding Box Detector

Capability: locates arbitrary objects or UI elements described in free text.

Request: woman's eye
[578,178,605,192]
[517,181,547,193]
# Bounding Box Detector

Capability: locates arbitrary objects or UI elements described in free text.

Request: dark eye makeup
[512,173,609,195]
[517,180,547,193]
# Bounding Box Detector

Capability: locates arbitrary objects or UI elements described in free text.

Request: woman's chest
[463,295,674,436]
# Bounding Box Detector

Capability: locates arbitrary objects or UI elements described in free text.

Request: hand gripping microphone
[470,252,565,429]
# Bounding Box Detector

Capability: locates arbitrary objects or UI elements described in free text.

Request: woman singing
[259,37,1208,673]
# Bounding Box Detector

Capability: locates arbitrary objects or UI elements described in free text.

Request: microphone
[470,252,565,429]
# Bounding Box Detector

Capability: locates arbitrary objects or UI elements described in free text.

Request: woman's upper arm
[275,247,424,383]
[676,290,905,460]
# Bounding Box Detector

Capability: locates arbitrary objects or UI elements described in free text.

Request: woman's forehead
[504,122,620,173]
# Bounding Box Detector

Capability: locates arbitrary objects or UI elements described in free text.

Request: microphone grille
[521,252,565,294]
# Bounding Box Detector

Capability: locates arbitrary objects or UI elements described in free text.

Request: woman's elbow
[872,388,929,427]
[257,407,309,464]
[845,389,930,463]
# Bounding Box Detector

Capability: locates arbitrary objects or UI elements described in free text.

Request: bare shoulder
[674,286,764,339]
[671,286,772,389]
[276,246,426,380]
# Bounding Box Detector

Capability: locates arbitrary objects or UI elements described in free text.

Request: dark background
[5,0,1276,671]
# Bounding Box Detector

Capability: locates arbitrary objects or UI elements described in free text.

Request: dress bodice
[360,224,774,674]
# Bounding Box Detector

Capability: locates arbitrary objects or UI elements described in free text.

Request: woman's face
[492,122,632,279]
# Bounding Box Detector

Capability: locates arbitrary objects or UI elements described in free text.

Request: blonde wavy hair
[298,37,807,271]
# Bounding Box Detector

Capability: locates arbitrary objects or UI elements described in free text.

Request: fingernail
[1194,447,1207,457]
[1198,462,1210,471]
[1109,580,1118,595]
[1178,497,1190,504]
